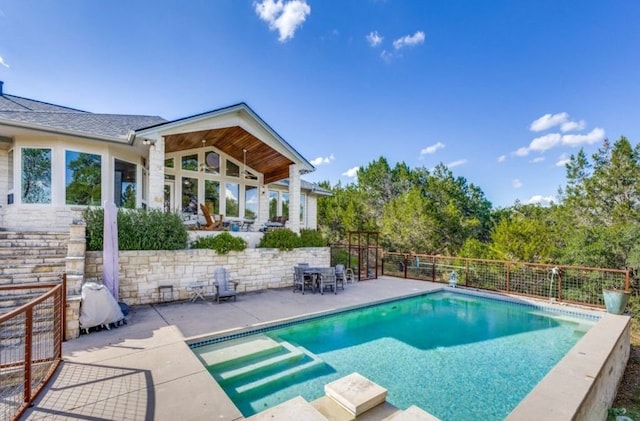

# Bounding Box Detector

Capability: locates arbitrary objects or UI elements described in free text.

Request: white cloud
[530,157,545,164]
[342,166,359,178]
[512,179,523,188]
[254,0,311,42]
[0,56,8,68]
[497,155,506,163]
[392,31,425,49]
[529,133,562,153]
[561,127,605,147]
[526,195,556,206]
[560,120,586,132]
[555,153,570,167]
[380,50,394,62]
[366,31,383,47]
[310,153,334,166]
[514,147,530,157]
[530,112,569,132]
[447,159,467,168]
[420,142,445,155]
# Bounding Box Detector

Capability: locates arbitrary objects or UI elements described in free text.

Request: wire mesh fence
[0,276,65,421]
[382,252,630,308]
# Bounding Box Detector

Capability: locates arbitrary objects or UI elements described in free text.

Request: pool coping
[187,287,629,420]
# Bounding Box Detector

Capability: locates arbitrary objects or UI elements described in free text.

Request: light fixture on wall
[142,138,156,147]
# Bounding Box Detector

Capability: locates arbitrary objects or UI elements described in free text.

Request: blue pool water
[193,291,597,420]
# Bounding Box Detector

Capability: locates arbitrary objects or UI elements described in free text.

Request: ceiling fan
[242,149,258,180]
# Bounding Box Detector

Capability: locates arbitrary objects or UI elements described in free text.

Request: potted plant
[602,288,631,315]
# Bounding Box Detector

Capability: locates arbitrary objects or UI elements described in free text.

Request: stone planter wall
[84,247,330,305]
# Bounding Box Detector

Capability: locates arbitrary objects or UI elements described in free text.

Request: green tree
[66,153,101,205]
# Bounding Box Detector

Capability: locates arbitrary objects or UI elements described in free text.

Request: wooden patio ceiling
[163,126,294,184]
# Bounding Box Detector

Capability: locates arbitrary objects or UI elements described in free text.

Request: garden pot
[602,289,631,315]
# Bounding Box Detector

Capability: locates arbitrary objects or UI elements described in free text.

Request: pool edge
[506,312,631,421]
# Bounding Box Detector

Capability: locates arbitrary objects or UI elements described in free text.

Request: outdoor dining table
[303,267,336,294]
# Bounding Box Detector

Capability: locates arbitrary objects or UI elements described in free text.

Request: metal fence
[382,252,630,308]
[0,274,66,421]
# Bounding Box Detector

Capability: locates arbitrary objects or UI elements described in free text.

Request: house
[0,81,329,233]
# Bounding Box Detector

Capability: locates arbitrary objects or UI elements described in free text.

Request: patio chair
[214,267,238,303]
[334,264,346,290]
[294,265,314,294]
[345,267,355,284]
[318,267,337,295]
[199,204,223,231]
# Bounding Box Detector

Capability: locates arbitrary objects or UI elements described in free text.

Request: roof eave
[0,117,129,144]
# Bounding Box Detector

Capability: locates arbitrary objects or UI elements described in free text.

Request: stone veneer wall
[84,247,330,305]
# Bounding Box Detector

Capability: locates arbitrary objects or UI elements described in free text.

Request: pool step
[235,346,325,394]
[215,341,304,384]
[195,335,283,368]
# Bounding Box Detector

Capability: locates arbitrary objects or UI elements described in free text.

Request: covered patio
[134,103,317,233]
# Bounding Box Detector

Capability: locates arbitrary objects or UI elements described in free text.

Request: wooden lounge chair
[199,204,223,230]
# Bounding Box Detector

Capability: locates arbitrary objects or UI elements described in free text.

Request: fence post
[403,254,408,279]
[506,262,511,292]
[465,260,469,287]
[625,269,631,293]
[557,268,563,302]
[432,256,437,282]
[24,307,33,404]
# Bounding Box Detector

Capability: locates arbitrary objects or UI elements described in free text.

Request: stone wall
[84,247,330,305]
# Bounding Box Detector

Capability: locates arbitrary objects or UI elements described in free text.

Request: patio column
[258,185,269,227]
[147,136,165,210]
[288,164,301,233]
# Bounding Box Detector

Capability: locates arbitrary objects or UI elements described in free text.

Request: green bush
[191,232,247,254]
[300,229,327,247]
[257,228,302,251]
[83,207,188,251]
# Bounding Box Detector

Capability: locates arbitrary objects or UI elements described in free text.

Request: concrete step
[194,335,284,368]
[0,272,65,286]
[235,347,325,395]
[382,405,441,421]
[324,373,387,417]
[215,341,304,384]
[312,396,401,421]
[0,248,66,257]
[246,396,328,421]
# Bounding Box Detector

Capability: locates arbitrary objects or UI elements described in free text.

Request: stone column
[288,164,301,233]
[258,185,269,227]
[147,136,165,210]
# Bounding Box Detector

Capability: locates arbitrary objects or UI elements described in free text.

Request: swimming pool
[191,290,598,419]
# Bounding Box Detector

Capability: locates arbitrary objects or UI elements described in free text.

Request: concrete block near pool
[324,372,387,416]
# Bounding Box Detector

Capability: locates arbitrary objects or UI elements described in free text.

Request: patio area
[19,277,626,421]
[21,277,439,420]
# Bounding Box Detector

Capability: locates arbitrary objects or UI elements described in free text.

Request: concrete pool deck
[21,277,629,421]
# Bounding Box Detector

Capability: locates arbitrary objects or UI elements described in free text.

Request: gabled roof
[0,92,166,140]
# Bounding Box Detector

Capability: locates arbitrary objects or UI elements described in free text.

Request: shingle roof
[0,93,166,138]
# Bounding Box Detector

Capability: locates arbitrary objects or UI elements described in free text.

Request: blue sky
[1,1,638,208]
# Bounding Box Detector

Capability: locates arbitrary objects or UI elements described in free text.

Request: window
[114,159,136,208]
[22,148,51,204]
[165,158,174,169]
[225,182,239,217]
[300,193,306,224]
[181,154,198,172]
[205,180,220,214]
[182,177,198,214]
[65,150,101,205]
[245,185,258,219]
[281,192,290,219]
[226,159,240,178]
[8,149,13,190]
[269,191,278,219]
[204,151,220,175]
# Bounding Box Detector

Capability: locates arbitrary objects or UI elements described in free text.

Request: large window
[281,192,290,219]
[268,191,278,219]
[182,154,198,172]
[245,185,258,219]
[65,150,101,205]
[22,148,51,204]
[225,182,239,217]
[182,177,198,214]
[205,179,220,214]
[226,159,239,178]
[114,159,136,208]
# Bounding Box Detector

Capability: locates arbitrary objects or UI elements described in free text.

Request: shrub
[83,207,188,251]
[191,232,247,254]
[300,229,327,247]
[257,228,302,251]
